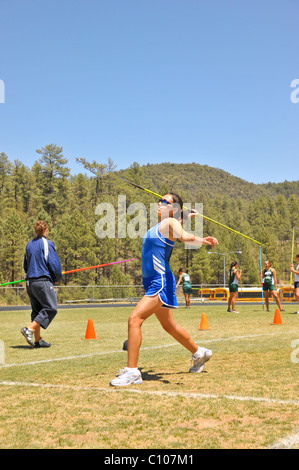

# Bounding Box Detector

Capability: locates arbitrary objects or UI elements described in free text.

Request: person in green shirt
[227,261,242,313]
[262,260,282,312]
[290,254,299,313]
[176,268,192,308]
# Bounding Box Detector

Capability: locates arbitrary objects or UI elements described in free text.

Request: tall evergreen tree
[0,209,26,282]
[0,153,13,214]
[35,144,71,219]
[52,209,100,285]
[76,157,116,206]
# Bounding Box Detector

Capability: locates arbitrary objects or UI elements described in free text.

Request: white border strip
[268,429,299,449]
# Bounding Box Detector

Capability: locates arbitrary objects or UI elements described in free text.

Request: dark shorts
[229,283,238,293]
[263,283,275,292]
[294,282,299,289]
[183,286,192,295]
[26,279,58,329]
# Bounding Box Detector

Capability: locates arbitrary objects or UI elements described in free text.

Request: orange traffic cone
[84,319,97,339]
[271,309,284,325]
[199,313,209,330]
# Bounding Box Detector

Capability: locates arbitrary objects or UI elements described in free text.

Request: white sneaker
[189,348,212,373]
[232,310,239,313]
[21,327,35,347]
[110,367,143,387]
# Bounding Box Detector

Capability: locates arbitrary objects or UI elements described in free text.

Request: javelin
[238,241,243,291]
[290,227,295,287]
[0,258,138,287]
[117,176,262,245]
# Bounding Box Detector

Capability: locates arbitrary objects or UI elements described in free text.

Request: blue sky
[0,0,298,184]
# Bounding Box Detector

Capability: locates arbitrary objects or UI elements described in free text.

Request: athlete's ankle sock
[126,367,138,372]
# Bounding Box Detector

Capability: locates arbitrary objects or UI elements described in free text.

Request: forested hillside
[0,145,298,300]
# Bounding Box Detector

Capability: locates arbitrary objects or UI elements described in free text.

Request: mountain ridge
[119,162,299,202]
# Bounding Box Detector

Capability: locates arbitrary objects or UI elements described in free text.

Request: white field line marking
[0,379,299,407]
[0,330,294,370]
[268,429,299,449]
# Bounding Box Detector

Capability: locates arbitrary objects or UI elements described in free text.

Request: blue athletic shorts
[143,272,178,308]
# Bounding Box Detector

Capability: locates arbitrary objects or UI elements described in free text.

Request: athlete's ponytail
[169,193,183,220]
[229,261,238,276]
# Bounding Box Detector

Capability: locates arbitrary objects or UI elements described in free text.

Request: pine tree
[35,144,71,220]
[52,209,99,285]
[0,209,26,283]
[76,157,117,206]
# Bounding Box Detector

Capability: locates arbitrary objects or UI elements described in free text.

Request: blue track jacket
[24,236,62,283]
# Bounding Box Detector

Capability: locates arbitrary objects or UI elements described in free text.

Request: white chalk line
[0,379,299,407]
[1,379,298,450]
[0,330,295,370]
[1,330,299,449]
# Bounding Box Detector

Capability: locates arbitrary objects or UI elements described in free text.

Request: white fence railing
[0,284,296,306]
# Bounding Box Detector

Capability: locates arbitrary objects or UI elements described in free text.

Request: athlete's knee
[128,311,144,329]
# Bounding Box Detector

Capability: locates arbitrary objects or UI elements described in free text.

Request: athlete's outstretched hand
[202,237,219,248]
[187,208,198,218]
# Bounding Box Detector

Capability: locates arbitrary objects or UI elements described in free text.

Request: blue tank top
[141,222,175,279]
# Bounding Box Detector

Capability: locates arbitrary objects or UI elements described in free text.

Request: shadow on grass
[139,368,207,384]
[139,369,171,384]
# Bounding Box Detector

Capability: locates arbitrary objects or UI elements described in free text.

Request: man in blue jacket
[21,221,62,348]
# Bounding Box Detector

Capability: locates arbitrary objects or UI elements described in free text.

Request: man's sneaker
[21,327,35,347]
[35,339,51,348]
[232,310,239,313]
[110,368,143,387]
[227,308,231,312]
[189,348,212,373]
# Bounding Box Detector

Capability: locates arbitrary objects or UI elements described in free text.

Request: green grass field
[0,302,298,449]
